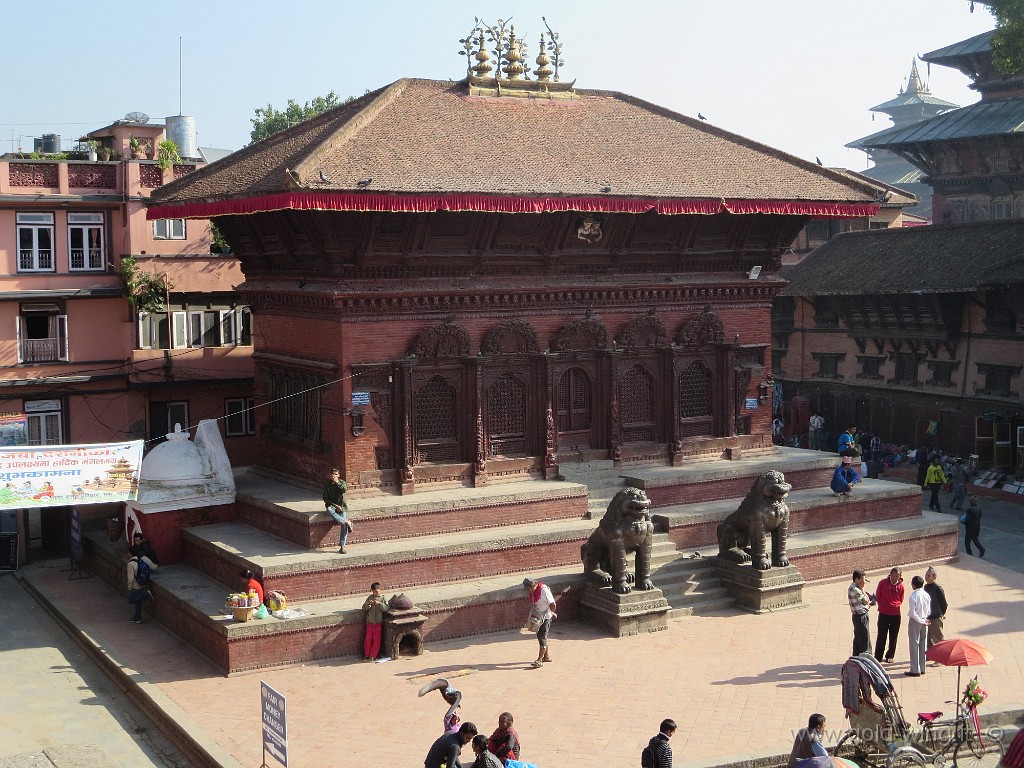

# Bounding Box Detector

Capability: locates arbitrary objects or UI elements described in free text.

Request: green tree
[249,91,346,143]
[982,0,1024,74]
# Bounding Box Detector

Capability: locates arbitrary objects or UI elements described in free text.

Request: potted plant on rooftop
[156,139,181,172]
[128,133,146,160]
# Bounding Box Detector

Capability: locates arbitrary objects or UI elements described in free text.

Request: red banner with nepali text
[0,441,144,510]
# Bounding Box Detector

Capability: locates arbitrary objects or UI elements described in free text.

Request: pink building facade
[0,121,256,482]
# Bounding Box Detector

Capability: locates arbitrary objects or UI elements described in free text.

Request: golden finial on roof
[534,33,553,81]
[473,30,493,77]
[459,16,575,98]
[504,26,525,79]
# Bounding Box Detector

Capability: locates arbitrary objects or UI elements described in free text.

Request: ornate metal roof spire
[458,15,576,98]
[534,33,554,81]
[907,59,928,94]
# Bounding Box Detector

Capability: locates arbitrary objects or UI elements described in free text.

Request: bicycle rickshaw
[836,653,1005,768]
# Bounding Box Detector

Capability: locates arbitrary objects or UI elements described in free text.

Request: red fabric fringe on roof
[147,192,878,220]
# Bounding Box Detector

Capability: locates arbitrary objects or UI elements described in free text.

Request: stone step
[184,479,926,602]
[235,471,589,550]
[81,507,957,675]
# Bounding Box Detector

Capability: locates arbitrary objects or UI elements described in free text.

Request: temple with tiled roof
[774,26,1024,469]
[846,60,959,220]
[149,24,880,492]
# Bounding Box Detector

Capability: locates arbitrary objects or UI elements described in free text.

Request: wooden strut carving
[550,315,608,352]
[409,321,472,358]
[617,310,667,350]
[675,305,725,350]
[480,320,541,354]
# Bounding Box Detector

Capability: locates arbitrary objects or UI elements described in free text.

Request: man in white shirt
[523,577,557,668]
[808,412,825,451]
[906,574,932,677]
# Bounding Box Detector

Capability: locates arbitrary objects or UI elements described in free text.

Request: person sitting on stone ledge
[787,713,828,767]
[830,456,860,497]
[322,466,352,554]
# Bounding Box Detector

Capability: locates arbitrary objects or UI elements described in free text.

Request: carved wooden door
[486,372,528,457]
[413,375,459,463]
[678,360,714,438]
[619,364,656,443]
[556,366,592,448]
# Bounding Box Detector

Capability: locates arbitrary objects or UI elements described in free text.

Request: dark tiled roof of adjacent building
[780,219,1024,296]
[922,30,994,64]
[149,78,878,213]
[861,97,1024,147]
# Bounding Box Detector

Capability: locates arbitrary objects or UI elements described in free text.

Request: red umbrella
[925,638,993,704]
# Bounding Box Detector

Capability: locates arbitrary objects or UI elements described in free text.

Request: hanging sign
[744,398,759,410]
[0,441,144,510]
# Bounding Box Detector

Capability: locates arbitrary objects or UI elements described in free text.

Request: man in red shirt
[874,567,905,663]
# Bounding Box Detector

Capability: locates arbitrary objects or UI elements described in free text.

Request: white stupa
[125,420,236,514]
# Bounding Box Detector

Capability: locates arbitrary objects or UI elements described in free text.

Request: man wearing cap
[523,577,556,668]
[830,456,860,497]
[849,570,874,656]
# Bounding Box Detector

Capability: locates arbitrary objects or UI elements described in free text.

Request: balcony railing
[69,247,104,270]
[19,249,54,271]
[20,338,60,363]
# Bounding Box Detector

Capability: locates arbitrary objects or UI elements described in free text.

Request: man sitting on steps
[323,467,353,554]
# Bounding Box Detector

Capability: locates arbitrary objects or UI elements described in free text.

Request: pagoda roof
[869,91,960,112]
[825,168,916,207]
[861,97,1024,147]
[780,219,1024,296]
[869,60,958,113]
[922,30,994,66]
[148,78,878,220]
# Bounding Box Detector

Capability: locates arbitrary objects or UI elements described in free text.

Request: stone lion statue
[716,470,792,570]
[581,486,655,594]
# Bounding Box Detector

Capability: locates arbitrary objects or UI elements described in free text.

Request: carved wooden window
[556,367,592,434]
[811,352,845,379]
[857,356,884,380]
[928,361,957,388]
[620,365,656,443]
[487,373,527,457]
[891,353,919,386]
[267,369,321,444]
[414,376,458,463]
[976,363,1020,397]
[678,361,713,438]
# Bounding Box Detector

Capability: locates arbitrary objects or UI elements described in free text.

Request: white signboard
[261,681,289,768]
[0,441,144,510]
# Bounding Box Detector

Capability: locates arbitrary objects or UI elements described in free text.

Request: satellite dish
[124,112,150,124]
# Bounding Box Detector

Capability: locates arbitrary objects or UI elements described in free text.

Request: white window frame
[219,310,237,347]
[137,311,171,350]
[225,397,256,436]
[171,311,188,349]
[16,212,55,272]
[16,308,68,363]
[67,212,105,271]
[153,218,186,240]
[25,401,62,446]
[165,401,189,433]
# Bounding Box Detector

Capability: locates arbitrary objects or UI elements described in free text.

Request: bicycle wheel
[887,746,927,768]
[836,730,881,768]
[953,731,1005,768]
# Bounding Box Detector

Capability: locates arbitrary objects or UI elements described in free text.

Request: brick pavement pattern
[16,550,1024,768]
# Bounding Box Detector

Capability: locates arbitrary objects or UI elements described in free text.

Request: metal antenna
[178,36,183,114]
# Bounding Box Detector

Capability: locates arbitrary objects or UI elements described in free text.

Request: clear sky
[2,0,995,170]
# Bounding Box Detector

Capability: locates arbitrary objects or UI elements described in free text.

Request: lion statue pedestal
[713,470,805,613]
[579,487,669,636]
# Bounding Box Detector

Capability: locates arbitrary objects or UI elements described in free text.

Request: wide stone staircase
[80,447,957,675]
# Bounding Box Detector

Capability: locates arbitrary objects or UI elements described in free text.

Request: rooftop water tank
[165,115,197,159]
[36,134,61,153]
